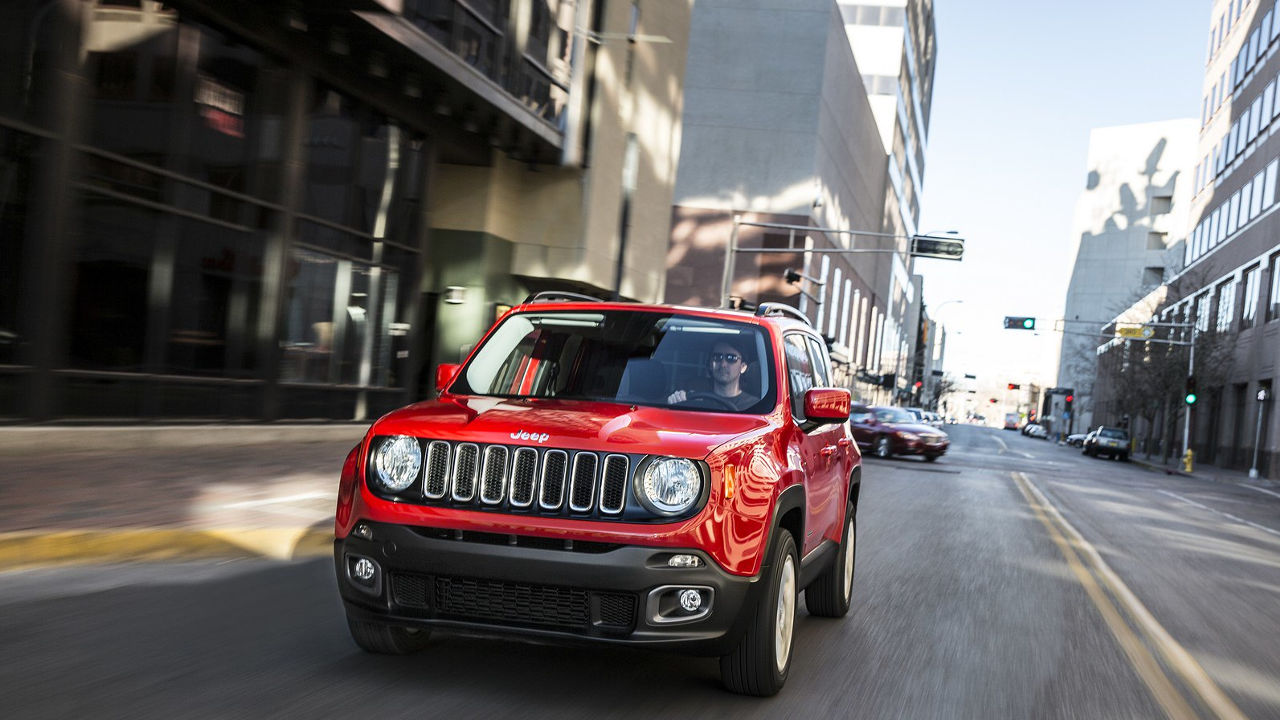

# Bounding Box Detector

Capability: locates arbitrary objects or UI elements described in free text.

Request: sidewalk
[1128,453,1280,490]
[0,425,368,570]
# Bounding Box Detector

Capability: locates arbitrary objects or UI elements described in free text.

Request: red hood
[370,396,778,459]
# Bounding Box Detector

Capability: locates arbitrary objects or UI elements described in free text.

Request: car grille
[384,439,636,519]
[390,572,637,634]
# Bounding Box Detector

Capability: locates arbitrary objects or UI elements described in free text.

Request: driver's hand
[667,390,687,404]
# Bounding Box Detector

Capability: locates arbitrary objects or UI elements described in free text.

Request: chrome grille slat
[599,454,629,514]
[510,448,539,507]
[452,443,480,502]
[540,449,569,510]
[480,446,509,504]
[569,452,598,512]
[423,441,451,499]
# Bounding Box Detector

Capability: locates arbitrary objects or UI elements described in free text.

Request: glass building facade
[0,0,571,422]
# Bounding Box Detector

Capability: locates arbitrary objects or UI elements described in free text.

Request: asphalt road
[3,424,1279,719]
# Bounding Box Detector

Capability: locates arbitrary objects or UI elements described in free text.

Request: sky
[915,0,1211,390]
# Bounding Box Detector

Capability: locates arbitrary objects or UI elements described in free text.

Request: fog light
[667,554,702,568]
[679,588,702,612]
[353,558,376,583]
[353,523,373,540]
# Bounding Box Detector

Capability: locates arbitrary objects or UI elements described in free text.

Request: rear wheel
[346,615,432,654]
[805,511,855,618]
[720,531,799,696]
[875,436,892,459]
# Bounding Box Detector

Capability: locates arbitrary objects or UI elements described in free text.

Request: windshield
[874,407,917,424]
[451,310,777,413]
[1100,428,1129,439]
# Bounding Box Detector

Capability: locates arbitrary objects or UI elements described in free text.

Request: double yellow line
[1011,472,1247,720]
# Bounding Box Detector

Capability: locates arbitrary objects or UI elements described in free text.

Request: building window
[1251,170,1266,218]
[1196,292,1211,332]
[1150,195,1172,215]
[1240,182,1253,226]
[1147,232,1167,250]
[1269,253,1280,322]
[1143,267,1163,286]
[1216,279,1236,333]
[1241,265,1260,329]
[1264,159,1278,211]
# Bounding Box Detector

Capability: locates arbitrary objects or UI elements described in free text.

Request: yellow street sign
[1117,326,1154,339]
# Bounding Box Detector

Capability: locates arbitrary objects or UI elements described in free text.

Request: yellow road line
[1011,471,1198,720]
[0,528,333,571]
[1014,472,1249,720]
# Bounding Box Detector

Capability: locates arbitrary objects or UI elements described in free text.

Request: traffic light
[1003,316,1036,330]
[1185,376,1197,405]
[1065,394,1074,412]
[913,381,923,390]
[1007,383,1021,390]
[989,398,997,404]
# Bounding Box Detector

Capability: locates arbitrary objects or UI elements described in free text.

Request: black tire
[924,454,939,462]
[874,436,892,459]
[1119,453,1129,462]
[720,531,799,696]
[346,615,432,654]
[805,511,855,619]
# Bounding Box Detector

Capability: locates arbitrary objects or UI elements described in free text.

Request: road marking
[1013,472,1248,720]
[1158,490,1280,538]
[993,436,1008,455]
[213,491,334,509]
[1241,484,1280,501]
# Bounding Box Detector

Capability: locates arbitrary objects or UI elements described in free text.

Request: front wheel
[875,436,892,459]
[346,615,432,654]
[805,511,856,618]
[924,454,939,463]
[720,531,799,696]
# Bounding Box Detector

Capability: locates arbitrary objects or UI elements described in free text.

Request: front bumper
[335,521,760,656]
[895,438,949,456]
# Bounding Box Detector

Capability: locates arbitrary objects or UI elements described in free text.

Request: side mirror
[803,388,850,423]
[435,363,461,394]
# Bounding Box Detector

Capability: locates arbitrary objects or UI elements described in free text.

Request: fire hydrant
[1182,449,1194,473]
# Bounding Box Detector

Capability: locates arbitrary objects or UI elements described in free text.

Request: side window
[783,334,815,418]
[806,337,832,387]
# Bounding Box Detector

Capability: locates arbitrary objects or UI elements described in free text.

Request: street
[3,424,1279,719]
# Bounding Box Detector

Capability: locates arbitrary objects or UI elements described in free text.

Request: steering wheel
[678,391,738,411]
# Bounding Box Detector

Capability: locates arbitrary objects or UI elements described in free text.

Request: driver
[667,339,757,411]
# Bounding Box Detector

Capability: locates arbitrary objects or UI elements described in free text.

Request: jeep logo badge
[510,430,550,444]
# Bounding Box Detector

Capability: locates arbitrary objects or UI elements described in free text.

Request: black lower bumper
[335,522,760,656]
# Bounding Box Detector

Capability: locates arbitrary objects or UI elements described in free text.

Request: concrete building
[1055,120,1197,433]
[0,0,691,422]
[1146,0,1280,477]
[665,0,937,404]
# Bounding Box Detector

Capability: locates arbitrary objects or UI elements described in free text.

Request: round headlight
[374,435,422,492]
[638,457,702,515]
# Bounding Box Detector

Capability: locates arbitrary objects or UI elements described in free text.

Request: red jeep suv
[334,296,861,696]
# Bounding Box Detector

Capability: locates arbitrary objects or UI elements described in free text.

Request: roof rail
[754,302,812,326]
[522,290,605,304]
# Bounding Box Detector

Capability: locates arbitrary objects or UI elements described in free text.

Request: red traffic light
[989,398,997,404]
[914,381,923,389]
[1065,394,1074,403]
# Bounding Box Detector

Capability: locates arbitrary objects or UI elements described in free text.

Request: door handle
[837,438,853,449]
[820,445,838,457]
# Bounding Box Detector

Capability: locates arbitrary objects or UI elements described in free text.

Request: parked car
[334,298,861,696]
[1066,433,1087,447]
[923,411,944,428]
[1025,424,1048,439]
[1083,426,1130,460]
[850,405,950,461]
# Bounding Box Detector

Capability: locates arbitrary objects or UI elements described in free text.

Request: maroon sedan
[851,405,950,461]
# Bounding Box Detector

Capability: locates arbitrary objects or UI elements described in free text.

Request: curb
[0,527,334,571]
[1131,458,1192,478]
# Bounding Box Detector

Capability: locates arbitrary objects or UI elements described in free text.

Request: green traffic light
[1021,318,1035,330]
[1185,393,1197,405]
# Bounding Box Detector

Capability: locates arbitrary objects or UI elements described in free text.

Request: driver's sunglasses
[710,352,741,364]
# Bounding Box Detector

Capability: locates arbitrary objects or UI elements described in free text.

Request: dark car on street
[850,404,950,461]
[1083,426,1130,461]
